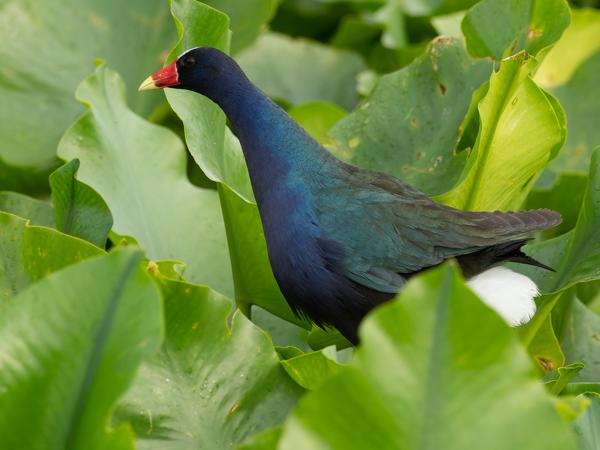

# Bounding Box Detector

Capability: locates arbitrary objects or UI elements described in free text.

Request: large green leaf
[0,248,163,450]
[57,65,232,296]
[204,0,277,54]
[462,0,570,60]
[165,0,254,202]
[116,277,304,450]
[280,346,343,390]
[0,0,175,180]
[313,0,478,17]
[525,148,600,293]
[525,173,588,237]
[548,51,600,175]
[0,192,54,227]
[438,53,565,211]
[288,102,347,146]
[546,363,585,395]
[573,394,600,450]
[0,212,102,304]
[278,265,578,450]
[557,298,600,383]
[535,9,600,88]
[49,159,113,248]
[330,37,491,196]
[237,428,282,450]
[528,315,565,374]
[237,32,366,110]
[219,185,306,327]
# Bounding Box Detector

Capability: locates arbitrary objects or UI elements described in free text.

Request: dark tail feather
[457,238,554,278]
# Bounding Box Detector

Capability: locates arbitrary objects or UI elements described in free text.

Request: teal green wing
[314,168,561,293]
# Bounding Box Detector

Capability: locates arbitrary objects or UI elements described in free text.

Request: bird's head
[139,47,241,97]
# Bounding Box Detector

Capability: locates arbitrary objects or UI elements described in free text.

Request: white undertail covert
[467,266,538,326]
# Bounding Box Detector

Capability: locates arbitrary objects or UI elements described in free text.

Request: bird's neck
[204,76,336,202]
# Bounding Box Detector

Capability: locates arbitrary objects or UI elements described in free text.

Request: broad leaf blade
[535,9,600,88]
[237,32,366,110]
[57,65,233,296]
[50,159,113,247]
[0,212,103,304]
[462,0,570,60]
[438,53,565,211]
[278,265,578,450]
[116,278,303,450]
[525,148,600,293]
[548,51,600,175]
[0,192,54,227]
[218,185,306,327]
[0,0,176,178]
[573,394,600,450]
[0,248,163,450]
[204,0,277,54]
[165,0,254,202]
[330,37,491,196]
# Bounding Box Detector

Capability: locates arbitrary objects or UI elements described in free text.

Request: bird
[140,47,561,345]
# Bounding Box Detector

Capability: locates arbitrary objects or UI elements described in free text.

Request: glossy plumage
[161,48,561,344]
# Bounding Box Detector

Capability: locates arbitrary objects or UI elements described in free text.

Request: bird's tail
[457,238,552,278]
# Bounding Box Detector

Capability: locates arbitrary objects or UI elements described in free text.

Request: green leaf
[288,102,347,145]
[525,148,600,293]
[373,3,408,49]
[0,0,176,180]
[307,327,352,351]
[525,173,588,237]
[57,65,233,296]
[50,159,113,247]
[0,248,163,450]
[278,264,578,450]
[280,346,343,390]
[401,0,479,16]
[236,427,282,450]
[535,9,600,88]
[461,0,570,60]
[0,212,103,304]
[528,315,565,374]
[204,0,277,54]
[218,185,306,327]
[251,306,311,350]
[330,37,491,196]
[115,277,304,450]
[431,11,466,38]
[237,32,366,110]
[438,53,565,210]
[557,299,600,383]
[573,394,600,450]
[319,0,479,17]
[546,363,585,395]
[0,192,54,226]
[165,0,254,202]
[553,395,591,422]
[548,51,600,175]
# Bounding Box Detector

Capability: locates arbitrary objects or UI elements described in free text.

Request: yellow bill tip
[138,75,159,91]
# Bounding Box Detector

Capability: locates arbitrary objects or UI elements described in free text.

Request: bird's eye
[182,56,196,68]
